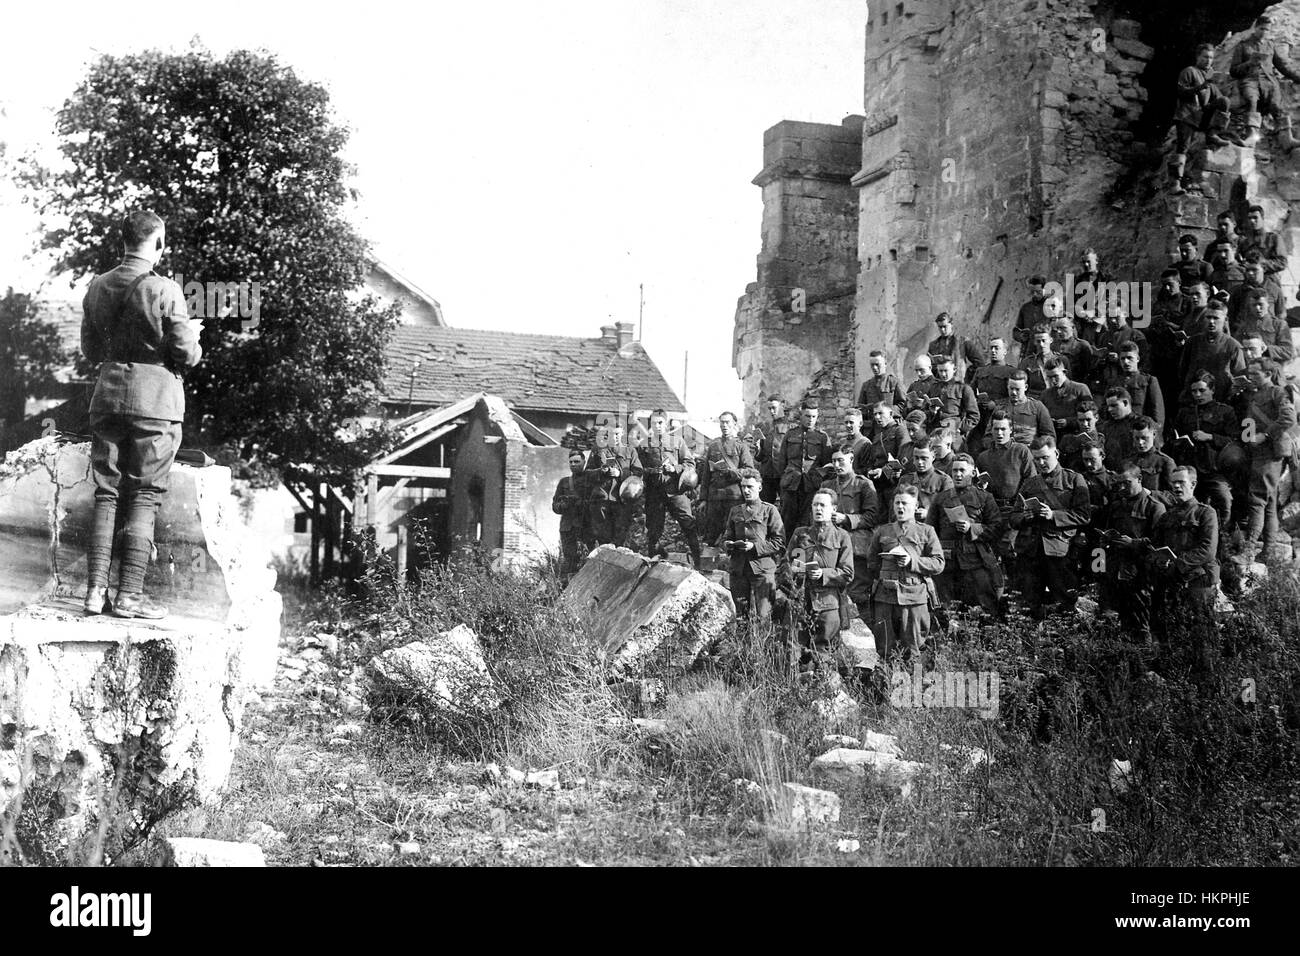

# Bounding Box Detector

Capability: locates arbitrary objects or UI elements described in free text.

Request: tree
[0,288,67,434]
[19,47,400,476]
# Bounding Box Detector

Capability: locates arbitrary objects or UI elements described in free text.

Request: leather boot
[113,591,168,620]
[1242,111,1263,148]
[1206,110,1232,148]
[686,531,702,570]
[83,587,111,616]
[1277,114,1300,153]
[1168,155,1187,195]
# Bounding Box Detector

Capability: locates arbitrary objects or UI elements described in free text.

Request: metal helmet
[619,475,645,501]
[676,462,700,492]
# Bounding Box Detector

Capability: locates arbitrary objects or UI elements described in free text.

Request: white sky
[0,0,866,420]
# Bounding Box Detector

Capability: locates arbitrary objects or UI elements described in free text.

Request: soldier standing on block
[928,311,987,383]
[857,350,907,430]
[1013,275,1050,358]
[700,411,755,545]
[81,210,202,619]
[777,399,832,533]
[783,489,854,671]
[1010,436,1091,621]
[639,408,702,567]
[863,484,945,664]
[552,449,589,581]
[584,422,643,547]
[719,467,784,628]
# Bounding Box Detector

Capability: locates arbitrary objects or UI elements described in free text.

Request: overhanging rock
[561,545,735,676]
[0,437,281,853]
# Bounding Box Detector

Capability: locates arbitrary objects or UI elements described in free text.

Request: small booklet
[1021,496,1046,513]
[1232,375,1250,388]
[885,545,910,557]
[1171,431,1195,447]
[1172,330,1189,345]
[944,503,971,525]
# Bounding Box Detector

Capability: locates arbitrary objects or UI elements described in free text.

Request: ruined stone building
[734,0,1297,420]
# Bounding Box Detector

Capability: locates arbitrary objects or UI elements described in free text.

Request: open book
[943,503,971,525]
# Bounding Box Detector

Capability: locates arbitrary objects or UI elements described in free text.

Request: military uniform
[1042,380,1095,435]
[584,443,643,547]
[927,333,987,383]
[863,519,945,661]
[783,523,854,661]
[897,467,954,517]
[1130,448,1177,499]
[1151,498,1220,662]
[777,424,832,533]
[995,397,1055,446]
[758,416,790,504]
[1098,488,1166,640]
[637,431,701,564]
[927,484,1003,616]
[1231,309,1294,364]
[969,362,1017,451]
[924,379,980,437]
[1176,257,1214,290]
[1238,228,1288,276]
[81,254,202,605]
[1060,428,1102,471]
[820,472,880,622]
[857,374,907,415]
[1240,383,1297,545]
[1098,368,1165,440]
[1171,401,1239,532]
[1011,465,1091,618]
[719,499,785,625]
[700,436,755,543]
[551,473,588,579]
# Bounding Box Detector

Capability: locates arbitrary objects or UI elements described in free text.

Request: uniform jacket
[1081,467,1115,515]
[858,374,907,412]
[551,475,586,533]
[976,441,1034,502]
[820,473,880,554]
[927,334,987,382]
[842,434,874,477]
[863,519,945,606]
[1230,34,1300,85]
[1229,278,1286,324]
[1176,257,1214,289]
[971,363,1016,408]
[82,254,202,422]
[1175,65,1221,124]
[1153,499,1219,588]
[925,379,980,434]
[1055,338,1096,384]
[927,484,1002,571]
[1093,325,1150,374]
[1241,383,1298,460]
[1042,380,1095,431]
[897,468,955,517]
[996,398,1056,446]
[758,416,791,479]
[1179,331,1244,401]
[584,443,643,500]
[1060,429,1102,471]
[720,499,785,576]
[784,523,855,613]
[1231,310,1294,364]
[1131,448,1177,494]
[701,437,754,501]
[1237,228,1288,276]
[1013,466,1091,558]
[637,433,694,495]
[1172,401,1239,474]
[778,425,832,493]
[1099,415,1138,466]
[1099,368,1165,436]
[1100,489,1166,582]
[1014,298,1048,345]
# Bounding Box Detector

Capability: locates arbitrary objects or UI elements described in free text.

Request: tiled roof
[382,325,687,416]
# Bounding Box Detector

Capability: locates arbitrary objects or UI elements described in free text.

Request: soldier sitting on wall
[1169,42,1231,194]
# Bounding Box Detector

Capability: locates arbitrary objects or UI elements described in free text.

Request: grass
[7,545,1298,866]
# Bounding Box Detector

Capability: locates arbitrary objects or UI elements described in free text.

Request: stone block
[1112,37,1153,61]
[155,837,266,867]
[562,545,736,677]
[1042,89,1068,109]
[777,782,841,828]
[1110,19,1142,40]
[811,747,926,797]
[367,625,500,716]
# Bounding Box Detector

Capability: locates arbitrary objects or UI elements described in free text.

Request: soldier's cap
[905,410,928,424]
[934,311,952,324]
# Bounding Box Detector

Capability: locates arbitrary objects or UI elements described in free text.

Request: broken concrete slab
[561,545,735,676]
[811,747,926,797]
[777,782,841,828]
[840,619,879,670]
[367,624,500,716]
[155,837,266,867]
[1,605,258,848]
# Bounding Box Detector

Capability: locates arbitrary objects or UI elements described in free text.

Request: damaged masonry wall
[0,437,282,845]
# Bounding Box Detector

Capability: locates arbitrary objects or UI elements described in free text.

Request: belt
[105,357,167,366]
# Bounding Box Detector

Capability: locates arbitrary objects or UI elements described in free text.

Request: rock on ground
[155,838,266,867]
[811,747,926,797]
[777,782,841,828]
[561,545,735,677]
[367,625,500,715]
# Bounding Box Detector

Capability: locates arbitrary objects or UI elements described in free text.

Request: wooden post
[322,483,337,580]
[310,482,321,586]
[366,473,379,566]
[396,523,408,583]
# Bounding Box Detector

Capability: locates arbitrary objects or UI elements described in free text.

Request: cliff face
[734,0,1294,416]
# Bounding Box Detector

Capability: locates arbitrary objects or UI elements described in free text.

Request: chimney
[615,321,636,348]
[599,324,618,343]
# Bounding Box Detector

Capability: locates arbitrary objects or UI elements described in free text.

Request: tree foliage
[20,47,400,476]
[0,288,68,432]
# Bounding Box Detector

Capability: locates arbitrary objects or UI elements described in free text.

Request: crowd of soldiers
[553,205,1298,671]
